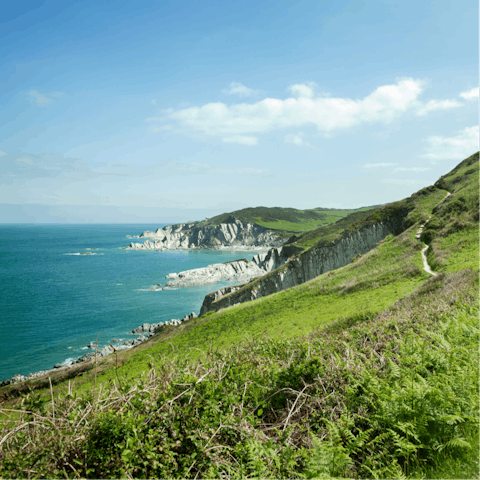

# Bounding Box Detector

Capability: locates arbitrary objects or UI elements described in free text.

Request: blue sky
[1,0,478,223]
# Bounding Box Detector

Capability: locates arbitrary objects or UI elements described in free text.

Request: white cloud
[363,162,398,168]
[0,151,7,157]
[459,87,479,100]
[421,126,479,162]
[288,82,316,98]
[222,135,258,146]
[285,133,308,146]
[29,90,54,106]
[393,167,430,172]
[416,99,462,116]
[169,78,425,144]
[222,82,259,97]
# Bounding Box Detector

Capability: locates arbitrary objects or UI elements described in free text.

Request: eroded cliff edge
[126,215,285,251]
[200,215,407,315]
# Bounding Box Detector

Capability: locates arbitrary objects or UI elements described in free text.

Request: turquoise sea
[0,224,263,381]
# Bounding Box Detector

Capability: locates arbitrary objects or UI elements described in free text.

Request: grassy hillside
[0,153,478,479]
[288,184,447,251]
[200,205,380,232]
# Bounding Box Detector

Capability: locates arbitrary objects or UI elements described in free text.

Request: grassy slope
[0,153,478,479]
[199,205,379,233]
[424,152,479,274]
[206,184,448,309]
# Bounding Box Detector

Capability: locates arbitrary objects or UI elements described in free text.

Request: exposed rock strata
[200,219,406,315]
[125,216,284,251]
[164,245,303,288]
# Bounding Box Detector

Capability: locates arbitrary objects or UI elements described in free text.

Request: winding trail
[415,191,452,276]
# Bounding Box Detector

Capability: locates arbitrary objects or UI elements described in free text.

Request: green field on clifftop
[200,205,380,232]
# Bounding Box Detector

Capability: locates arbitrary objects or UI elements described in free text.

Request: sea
[0,224,264,382]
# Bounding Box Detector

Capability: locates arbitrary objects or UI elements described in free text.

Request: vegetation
[0,152,478,479]
[289,185,448,251]
[200,205,379,232]
[0,272,477,479]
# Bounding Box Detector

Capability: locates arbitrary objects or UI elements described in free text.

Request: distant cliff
[126,216,285,251]
[200,217,406,315]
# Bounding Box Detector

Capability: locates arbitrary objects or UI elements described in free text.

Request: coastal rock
[164,245,303,288]
[164,260,264,288]
[75,352,96,363]
[125,216,285,251]
[130,322,163,334]
[98,345,114,357]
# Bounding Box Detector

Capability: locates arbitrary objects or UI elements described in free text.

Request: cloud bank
[421,126,479,161]
[459,87,479,100]
[167,78,426,145]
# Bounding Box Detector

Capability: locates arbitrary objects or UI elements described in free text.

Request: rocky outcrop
[164,245,303,288]
[200,219,406,315]
[129,313,197,334]
[125,216,284,251]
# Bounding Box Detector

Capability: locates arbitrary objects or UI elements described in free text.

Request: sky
[0,0,478,223]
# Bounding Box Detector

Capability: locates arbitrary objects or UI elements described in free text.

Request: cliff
[164,245,303,288]
[126,215,285,251]
[200,217,406,315]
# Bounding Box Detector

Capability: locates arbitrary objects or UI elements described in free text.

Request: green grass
[252,217,328,232]
[198,205,379,233]
[428,225,479,273]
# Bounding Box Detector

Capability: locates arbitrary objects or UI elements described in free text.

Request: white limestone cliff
[164,245,303,288]
[125,216,284,251]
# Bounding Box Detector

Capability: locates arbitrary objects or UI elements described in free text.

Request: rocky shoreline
[1,219,293,388]
[163,245,303,288]
[0,312,198,387]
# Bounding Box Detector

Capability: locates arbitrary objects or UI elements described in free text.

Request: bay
[0,224,263,381]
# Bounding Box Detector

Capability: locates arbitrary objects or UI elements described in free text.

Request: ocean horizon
[0,224,263,381]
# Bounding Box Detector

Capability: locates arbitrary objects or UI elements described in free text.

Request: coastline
[0,312,198,387]
[0,222,282,387]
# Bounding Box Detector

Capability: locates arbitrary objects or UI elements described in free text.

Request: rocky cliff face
[126,216,284,251]
[164,245,303,288]
[200,218,405,315]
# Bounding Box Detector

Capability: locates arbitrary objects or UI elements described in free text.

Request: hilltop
[0,153,478,479]
[199,205,380,232]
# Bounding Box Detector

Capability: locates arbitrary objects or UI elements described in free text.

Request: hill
[199,205,380,233]
[0,153,478,479]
